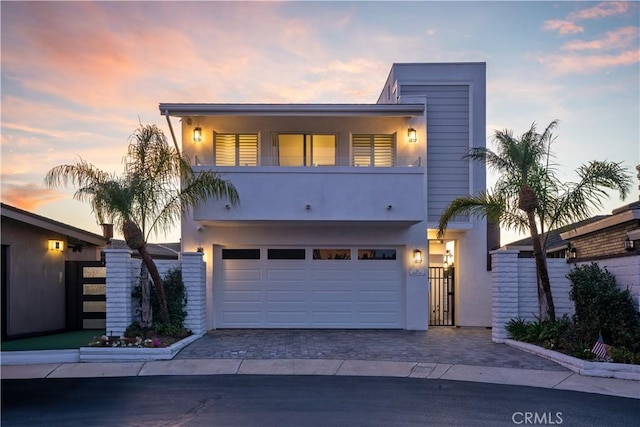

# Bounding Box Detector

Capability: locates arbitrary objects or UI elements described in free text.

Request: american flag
[591,334,611,361]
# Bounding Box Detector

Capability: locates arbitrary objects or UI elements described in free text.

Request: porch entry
[428,239,455,326]
[65,261,106,330]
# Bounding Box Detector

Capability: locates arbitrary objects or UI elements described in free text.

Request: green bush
[151,268,187,330]
[567,263,640,352]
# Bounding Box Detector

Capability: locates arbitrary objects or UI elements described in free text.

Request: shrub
[567,263,640,352]
[151,268,187,330]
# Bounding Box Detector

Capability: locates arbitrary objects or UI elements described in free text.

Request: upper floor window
[273,134,336,167]
[214,133,258,166]
[352,134,395,167]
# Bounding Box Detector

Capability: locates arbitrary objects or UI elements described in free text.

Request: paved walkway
[176,327,566,371]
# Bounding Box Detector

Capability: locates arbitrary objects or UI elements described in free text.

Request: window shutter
[373,134,395,167]
[215,134,258,166]
[214,134,237,166]
[351,134,395,167]
[352,135,373,167]
[238,134,258,166]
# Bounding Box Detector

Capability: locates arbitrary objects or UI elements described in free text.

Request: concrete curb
[505,339,640,381]
[2,359,638,399]
[1,349,79,365]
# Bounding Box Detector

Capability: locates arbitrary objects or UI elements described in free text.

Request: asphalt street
[2,375,639,426]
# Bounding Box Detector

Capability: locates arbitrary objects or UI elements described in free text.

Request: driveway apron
[175,328,567,371]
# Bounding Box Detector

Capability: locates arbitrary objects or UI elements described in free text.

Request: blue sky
[1,1,638,244]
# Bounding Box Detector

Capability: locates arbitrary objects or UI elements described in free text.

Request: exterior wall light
[413,249,423,264]
[624,237,635,251]
[193,127,202,143]
[443,249,453,268]
[48,240,64,251]
[408,127,417,143]
[565,247,577,260]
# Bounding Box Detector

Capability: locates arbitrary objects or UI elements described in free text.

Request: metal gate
[429,267,455,326]
[65,261,106,330]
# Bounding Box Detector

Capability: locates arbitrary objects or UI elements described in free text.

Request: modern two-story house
[160,62,492,331]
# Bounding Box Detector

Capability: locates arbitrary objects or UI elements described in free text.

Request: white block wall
[492,249,640,343]
[105,251,206,336]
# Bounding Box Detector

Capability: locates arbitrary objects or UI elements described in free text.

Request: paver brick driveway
[176,327,567,371]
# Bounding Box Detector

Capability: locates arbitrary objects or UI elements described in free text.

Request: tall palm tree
[45,124,239,325]
[438,120,631,322]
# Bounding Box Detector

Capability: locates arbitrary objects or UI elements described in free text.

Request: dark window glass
[357,249,396,260]
[222,249,261,260]
[268,249,306,260]
[313,249,351,260]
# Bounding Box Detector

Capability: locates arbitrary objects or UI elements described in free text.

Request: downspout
[164,109,181,154]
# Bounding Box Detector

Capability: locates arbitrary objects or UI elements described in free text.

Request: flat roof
[159,103,425,117]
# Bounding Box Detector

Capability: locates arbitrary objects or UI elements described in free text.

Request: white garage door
[214,247,404,328]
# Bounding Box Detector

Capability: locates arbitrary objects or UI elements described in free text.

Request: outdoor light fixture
[443,249,453,268]
[413,249,423,264]
[565,247,577,260]
[193,127,202,142]
[48,240,64,251]
[407,127,417,143]
[624,237,635,251]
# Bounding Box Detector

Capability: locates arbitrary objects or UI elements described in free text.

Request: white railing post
[491,249,520,343]
[104,249,134,337]
[181,252,207,335]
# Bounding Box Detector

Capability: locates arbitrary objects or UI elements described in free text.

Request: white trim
[159,103,425,117]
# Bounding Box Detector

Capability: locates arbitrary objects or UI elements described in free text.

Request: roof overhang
[1,203,107,247]
[560,209,640,240]
[159,103,425,117]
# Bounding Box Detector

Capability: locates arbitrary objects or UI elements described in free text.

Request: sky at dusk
[1,1,639,245]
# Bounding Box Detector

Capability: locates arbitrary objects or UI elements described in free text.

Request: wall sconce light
[197,247,204,253]
[48,240,64,251]
[413,249,423,264]
[407,127,417,143]
[193,127,202,142]
[443,249,453,268]
[565,247,577,260]
[306,204,311,210]
[387,205,392,210]
[624,237,635,251]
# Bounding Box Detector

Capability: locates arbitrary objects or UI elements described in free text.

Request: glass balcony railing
[193,156,422,168]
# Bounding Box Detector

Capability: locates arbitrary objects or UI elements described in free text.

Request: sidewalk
[2,358,638,399]
[2,328,638,400]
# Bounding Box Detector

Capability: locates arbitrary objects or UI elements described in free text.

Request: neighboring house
[1,203,107,340]
[160,62,494,330]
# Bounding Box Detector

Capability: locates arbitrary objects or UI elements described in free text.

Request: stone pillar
[491,249,520,343]
[182,252,207,335]
[104,249,134,337]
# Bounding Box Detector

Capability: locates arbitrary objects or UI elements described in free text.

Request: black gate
[65,261,106,331]
[429,267,455,326]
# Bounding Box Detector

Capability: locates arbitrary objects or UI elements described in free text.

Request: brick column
[181,252,207,335]
[491,249,520,343]
[104,249,134,337]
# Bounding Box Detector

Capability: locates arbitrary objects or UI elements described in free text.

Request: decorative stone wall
[492,249,640,343]
[105,250,206,336]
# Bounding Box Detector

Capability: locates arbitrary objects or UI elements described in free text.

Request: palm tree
[45,124,239,325]
[438,120,631,322]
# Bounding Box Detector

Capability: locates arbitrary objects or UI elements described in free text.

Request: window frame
[351,134,396,167]
[214,133,259,166]
[273,133,336,167]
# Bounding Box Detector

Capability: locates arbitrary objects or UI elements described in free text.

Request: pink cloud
[563,26,639,51]
[568,1,630,20]
[1,183,65,211]
[542,20,584,35]
[537,49,640,75]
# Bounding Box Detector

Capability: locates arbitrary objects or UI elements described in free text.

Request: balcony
[192,160,425,226]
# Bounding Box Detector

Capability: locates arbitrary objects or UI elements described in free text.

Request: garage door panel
[312,312,354,323]
[267,269,307,281]
[311,269,354,281]
[223,269,262,281]
[222,311,263,323]
[223,290,261,302]
[357,290,399,301]
[267,311,307,323]
[357,269,400,281]
[311,290,353,301]
[267,290,307,302]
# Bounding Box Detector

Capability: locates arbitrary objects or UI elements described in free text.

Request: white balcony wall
[192,166,425,224]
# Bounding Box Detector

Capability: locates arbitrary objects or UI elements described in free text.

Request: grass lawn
[1,330,105,351]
